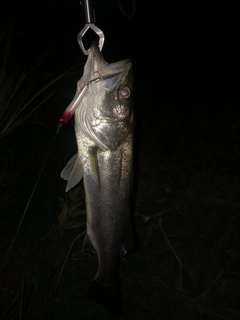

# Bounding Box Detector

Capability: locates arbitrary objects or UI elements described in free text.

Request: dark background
[0,0,234,120]
[1,1,238,320]
[1,0,234,122]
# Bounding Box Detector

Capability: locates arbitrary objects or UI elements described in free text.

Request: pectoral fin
[60,153,83,192]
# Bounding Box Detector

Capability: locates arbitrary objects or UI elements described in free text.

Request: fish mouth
[90,42,132,86]
[73,42,132,151]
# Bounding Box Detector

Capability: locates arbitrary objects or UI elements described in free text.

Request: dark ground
[1,1,238,319]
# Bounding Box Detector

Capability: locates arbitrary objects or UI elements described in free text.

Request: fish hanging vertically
[60,42,135,315]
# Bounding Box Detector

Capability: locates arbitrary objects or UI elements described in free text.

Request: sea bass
[60,43,134,313]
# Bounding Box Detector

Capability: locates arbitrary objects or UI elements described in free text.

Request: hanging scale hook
[78,0,105,55]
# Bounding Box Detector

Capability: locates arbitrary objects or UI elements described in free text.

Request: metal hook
[59,73,101,124]
[78,0,105,55]
[78,24,104,55]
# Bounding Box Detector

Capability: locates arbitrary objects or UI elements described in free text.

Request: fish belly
[76,130,134,285]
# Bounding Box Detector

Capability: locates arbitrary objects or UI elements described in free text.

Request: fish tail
[87,279,122,316]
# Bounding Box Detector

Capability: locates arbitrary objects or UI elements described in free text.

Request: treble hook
[78,0,105,55]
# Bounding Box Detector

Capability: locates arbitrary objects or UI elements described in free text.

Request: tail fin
[87,279,122,316]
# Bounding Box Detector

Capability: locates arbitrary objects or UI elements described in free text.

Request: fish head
[75,42,134,151]
[84,42,133,120]
[98,56,133,122]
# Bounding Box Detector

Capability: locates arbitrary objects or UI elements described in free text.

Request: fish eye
[118,86,131,99]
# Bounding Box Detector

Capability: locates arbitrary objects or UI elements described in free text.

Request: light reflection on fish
[60,42,134,314]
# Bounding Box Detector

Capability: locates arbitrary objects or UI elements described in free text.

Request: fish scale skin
[76,130,133,284]
[61,43,134,307]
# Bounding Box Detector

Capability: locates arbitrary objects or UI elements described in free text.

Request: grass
[0,10,83,142]
[1,113,240,319]
[0,25,239,318]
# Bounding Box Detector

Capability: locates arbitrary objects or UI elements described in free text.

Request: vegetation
[0,11,238,319]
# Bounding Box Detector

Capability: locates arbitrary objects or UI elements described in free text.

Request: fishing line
[1,124,62,272]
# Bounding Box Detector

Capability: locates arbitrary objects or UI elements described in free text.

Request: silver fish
[61,43,134,313]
